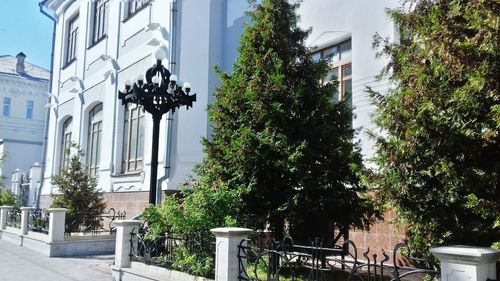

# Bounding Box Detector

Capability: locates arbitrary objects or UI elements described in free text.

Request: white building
[0,53,49,192]
[39,0,249,214]
[39,0,399,219]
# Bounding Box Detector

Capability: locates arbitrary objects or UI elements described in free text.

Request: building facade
[0,53,49,196]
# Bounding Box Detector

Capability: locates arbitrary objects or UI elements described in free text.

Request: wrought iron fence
[28,208,50,234]
[238,234,439,281]
[129,224,215,275]
[6,208,21,228]
[66,208,126,235]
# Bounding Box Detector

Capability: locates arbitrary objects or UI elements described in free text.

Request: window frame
[60,117,73,170]
[312,39,352,101]
[91,0,109,46]
[26,100,34,120]
[124,0,150,21]
[65,14,79,66]
[3,97,11,118]
[122,104,145,173]
[87,104,103,177]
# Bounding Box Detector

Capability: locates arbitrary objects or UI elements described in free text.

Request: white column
[114,220,141,268]
[0,206,13,230]
[431,245,500,281]
[20,207,35,235]
[47,208,66,242]
[211,227,254,281]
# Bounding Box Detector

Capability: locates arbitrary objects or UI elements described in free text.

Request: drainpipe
[156,0,177,205]
[36,0,56,208]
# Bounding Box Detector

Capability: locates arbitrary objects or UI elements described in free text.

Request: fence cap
[47,208,67,213]
[0,206,14,209]
[20,207,36,210]
[431,245,500,265]
[211,227,254,238]
[114,219,141,226]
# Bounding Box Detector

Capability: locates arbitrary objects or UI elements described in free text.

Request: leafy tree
[51,145,106,232]
[197,0,377,241]
[0,189,17,206]
[142,180,239,277]
[370,0,500,258]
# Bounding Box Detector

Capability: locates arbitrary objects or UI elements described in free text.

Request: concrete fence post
[20,207,35,235]
[211,227,254,281]
[114,220,141,268]
[47,208,66,242]
[431,246,500,281]
[0,206,13,230]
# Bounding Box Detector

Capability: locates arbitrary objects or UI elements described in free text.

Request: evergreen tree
[371,0,500,257]
[51,145,106,232]
[198,0,376,241]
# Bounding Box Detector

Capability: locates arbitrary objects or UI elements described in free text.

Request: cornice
[43,0,76,19]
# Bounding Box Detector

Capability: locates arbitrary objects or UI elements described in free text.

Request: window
[312,39,352,101]
[66,15,79,64]
[126,0,150,18]
[26,100,34,120]
[122,105,145,173]
[60,118,73,169]
[92,0,109,44]
[3,97,11,118]
[87,104,103,176]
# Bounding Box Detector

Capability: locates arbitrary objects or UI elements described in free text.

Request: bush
[0,189,18,206]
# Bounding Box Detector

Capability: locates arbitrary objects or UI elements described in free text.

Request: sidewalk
[0,239,113,281]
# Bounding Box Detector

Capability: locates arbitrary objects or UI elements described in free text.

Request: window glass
[323,46,339,63]
[122,105,145,173]
[339,40,352,60]
[127,0,150,18]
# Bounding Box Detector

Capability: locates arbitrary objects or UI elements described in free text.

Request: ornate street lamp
[118,50,196,205]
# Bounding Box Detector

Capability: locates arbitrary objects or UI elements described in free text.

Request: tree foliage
[51,145,106,232]
[371,0,500,257]
[0,189,17,206]
[197,0,377,241]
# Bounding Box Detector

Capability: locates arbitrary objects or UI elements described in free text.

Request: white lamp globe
[154,48,166,61]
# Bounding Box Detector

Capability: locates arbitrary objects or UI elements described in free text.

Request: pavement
[0,239,114,281]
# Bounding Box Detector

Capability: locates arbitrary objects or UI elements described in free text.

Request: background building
[0,52,49,201]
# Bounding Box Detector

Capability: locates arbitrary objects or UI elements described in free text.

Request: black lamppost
[118,50,196,205]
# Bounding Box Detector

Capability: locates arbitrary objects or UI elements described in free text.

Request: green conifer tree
[198,0,376,241]
[371,0,499,257]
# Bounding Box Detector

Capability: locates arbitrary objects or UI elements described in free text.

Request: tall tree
[51,145,106,232]
[371,0,500,257]
[198,0,376,241]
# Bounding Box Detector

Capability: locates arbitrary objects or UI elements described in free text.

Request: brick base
[39,191,150,219]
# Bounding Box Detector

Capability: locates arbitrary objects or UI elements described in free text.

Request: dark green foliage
[198,0,377,241]
[51,145,106,232]
[370,0,500,258]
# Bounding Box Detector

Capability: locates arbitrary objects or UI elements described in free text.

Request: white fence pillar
[114,220,141,268]
[431,246,500,281]
[47,208,66,242]
[211,227,254,281]
[20,207,34,235]
[0,206,13,230]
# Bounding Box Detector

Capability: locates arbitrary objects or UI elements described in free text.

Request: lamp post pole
[118,49,196,205]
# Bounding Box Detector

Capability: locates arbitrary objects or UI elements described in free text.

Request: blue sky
[0,0,53,70]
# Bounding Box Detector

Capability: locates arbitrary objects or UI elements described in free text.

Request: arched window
[122,105,145,173]
[60,117,73,169]
[87,104,103,176]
